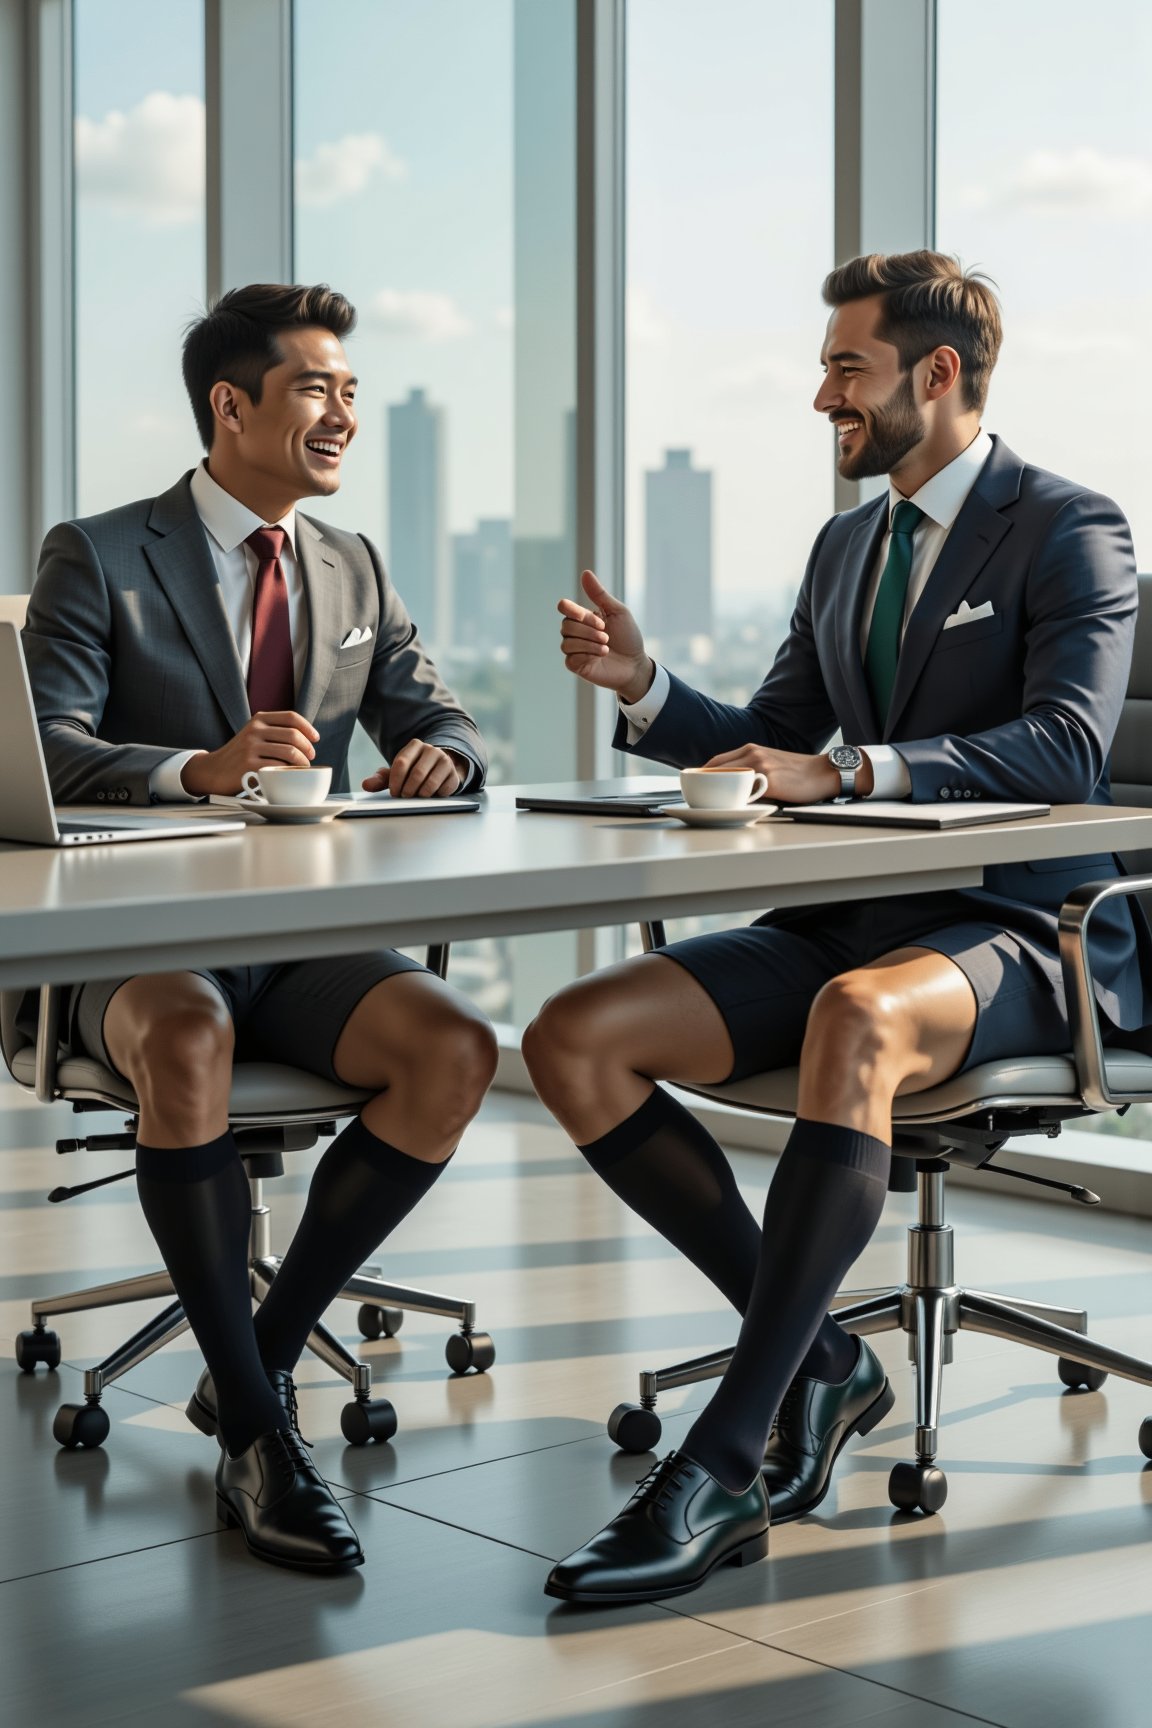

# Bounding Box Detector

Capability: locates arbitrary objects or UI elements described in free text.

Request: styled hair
[181,283,357,448]
[821,250,1002,412]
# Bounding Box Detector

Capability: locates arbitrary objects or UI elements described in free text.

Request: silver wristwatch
[827,744,864,799]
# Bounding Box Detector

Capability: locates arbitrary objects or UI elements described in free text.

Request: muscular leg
[523,954,767,1314]
[682,946,977,1490]
[252,972,498,1373]
[103,974,288,1453]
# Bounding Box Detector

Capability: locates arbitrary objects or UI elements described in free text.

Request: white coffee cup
[241,765,332,806]
[679,767,769,810]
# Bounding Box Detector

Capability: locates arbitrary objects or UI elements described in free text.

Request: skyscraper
[387,388,448,648]
[644,448,713,643]
[452,518,513,652]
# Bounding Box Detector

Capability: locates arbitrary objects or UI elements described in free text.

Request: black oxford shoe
[762,1337,894,1522]
[545,1451,769,1605]
[187,1366,310,1446]
[216,1430,364,1573]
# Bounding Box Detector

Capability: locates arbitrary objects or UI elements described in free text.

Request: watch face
[829,746,862,769]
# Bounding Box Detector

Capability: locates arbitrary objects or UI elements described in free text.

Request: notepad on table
[780,800,1050,830]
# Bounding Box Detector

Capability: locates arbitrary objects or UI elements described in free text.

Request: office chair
[2,957,495,1451]
[606,574,1152,1515]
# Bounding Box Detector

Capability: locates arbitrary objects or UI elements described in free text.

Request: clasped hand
[181,710,466,798]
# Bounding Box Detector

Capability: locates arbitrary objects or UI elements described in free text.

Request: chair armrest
[1058,876,1152,1110]
[639,921,668,953]
[425,944,451,981]
[34,985,66,1103]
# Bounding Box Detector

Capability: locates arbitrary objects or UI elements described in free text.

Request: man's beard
[837,371,925,479]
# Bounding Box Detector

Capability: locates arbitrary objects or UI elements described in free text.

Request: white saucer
[247,801,352,824]
[664,802,777,828]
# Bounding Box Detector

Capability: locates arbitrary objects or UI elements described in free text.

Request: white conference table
[3,778,1152,992]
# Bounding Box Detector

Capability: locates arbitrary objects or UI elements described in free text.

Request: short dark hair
[182,282,357,448]
[821,251,1002,413]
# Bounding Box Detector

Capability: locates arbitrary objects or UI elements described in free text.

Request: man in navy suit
[525,251,1150,1604]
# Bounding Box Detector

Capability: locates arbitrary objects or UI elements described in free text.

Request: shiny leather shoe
[762,1337,894,1522]
[544,1451,769,1605]
[216,1430,364,1573]
[186,1367,310,1446]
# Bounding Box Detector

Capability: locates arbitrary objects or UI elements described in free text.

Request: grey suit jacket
[22,472,486,804]
[615,436,1152,1032]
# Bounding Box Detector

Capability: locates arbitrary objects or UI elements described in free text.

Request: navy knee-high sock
[253,1115,449,1374]
[135,1133,288,1456]
[577,1087,762,1312]
[576,1088,855,1378]
[682,1117,890,1492]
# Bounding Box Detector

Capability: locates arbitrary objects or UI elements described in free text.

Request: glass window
[939,1,1152,1140]
[74,0,205,514]
[626,0,835,702]
[936,0,1152,570]
[622,0,835,953]
[294,0,576,1025]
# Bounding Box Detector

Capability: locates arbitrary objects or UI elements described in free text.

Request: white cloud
[75,92,204,226]
[628,283,674,347]
[367,288,474,342]
[961,147,1152,218]
[295,133,407,208]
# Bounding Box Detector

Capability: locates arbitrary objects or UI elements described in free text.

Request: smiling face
[813,295,927,481]
[208,325,359,513]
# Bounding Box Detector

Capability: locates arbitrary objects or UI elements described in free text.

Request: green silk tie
[864,499,924,726]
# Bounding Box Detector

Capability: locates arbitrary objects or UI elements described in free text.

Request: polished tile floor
[4,1075,1152,1727]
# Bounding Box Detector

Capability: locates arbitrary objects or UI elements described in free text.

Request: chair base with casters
[606,899,1152,1514]
[4,965,495,1452]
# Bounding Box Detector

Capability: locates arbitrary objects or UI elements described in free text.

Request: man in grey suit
[525,251,1151,1604]
[22,283,498,1573]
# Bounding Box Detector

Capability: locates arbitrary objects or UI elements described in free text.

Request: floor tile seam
[0,1523,225,1588]
[326,1410,707,1495]
[662,1604,1007,1728]
[347,1489,562,1568]
[559,1632,775,1705]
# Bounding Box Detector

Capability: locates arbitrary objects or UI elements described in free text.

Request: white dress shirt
[621,429,995,799]
[150,462,306,801]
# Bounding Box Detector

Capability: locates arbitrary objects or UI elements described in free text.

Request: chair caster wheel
[445,1331,495,1374]
[15,1328,61,1372]
[53,1402,110,1450]
[1057,1357,1107,1392]
[888,1461,947,1514]
[607,1403,663,1454]
[1139,1417,1152,1460]
[357,1304,404,1340]
[340,1397,398,1446]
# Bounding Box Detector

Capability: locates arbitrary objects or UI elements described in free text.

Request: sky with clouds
[73,0,1151,620]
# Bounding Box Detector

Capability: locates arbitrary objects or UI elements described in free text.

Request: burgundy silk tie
[245,526,295,714]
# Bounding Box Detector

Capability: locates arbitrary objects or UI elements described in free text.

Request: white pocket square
[942,599,995,631]
[340,626,373,649]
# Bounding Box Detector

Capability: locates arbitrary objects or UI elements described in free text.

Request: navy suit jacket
[615,436,1151,1032]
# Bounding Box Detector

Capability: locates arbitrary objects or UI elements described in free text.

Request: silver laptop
[0,621,245,847]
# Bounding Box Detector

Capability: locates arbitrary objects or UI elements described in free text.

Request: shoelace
[269,1372,312,1447]
[263,1428,322,1495]
[630,1452,693,1512]
[769,1383,799,1440]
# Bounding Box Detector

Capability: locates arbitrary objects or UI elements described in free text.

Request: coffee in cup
[679,767,769,810]
[240,766,332,806]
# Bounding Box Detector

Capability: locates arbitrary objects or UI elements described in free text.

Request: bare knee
[122,1004,234,1129]
[803,970,906,1081]
[522,985,608,1102]
[384,1006,498,1139]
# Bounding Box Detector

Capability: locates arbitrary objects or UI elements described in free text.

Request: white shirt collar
[888,427,994,532]
[189,460,298,556]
